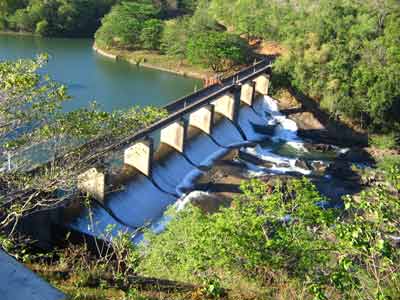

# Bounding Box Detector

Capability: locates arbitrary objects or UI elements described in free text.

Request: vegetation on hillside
[138,167,400,299]
[0,0,118,37]
[93,0,400,132]
[0,0,196,37]
[95,0,250,72]
[208,0,400,132]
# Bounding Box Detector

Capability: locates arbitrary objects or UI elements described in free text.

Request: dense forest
[0,0,119,36]
[0,0,194,36]
[94,0,399,133]
[1,0,399,133]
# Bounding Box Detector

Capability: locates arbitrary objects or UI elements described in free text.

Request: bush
[95,1,160,50]
[369,133,399,150]
[187,31,249,71]
[160,18,190,58]
[140,19,163,50]
[35,19,49,36]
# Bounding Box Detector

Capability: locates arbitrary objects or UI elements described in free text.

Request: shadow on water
[194,183,242,194]
[312,147,375,208]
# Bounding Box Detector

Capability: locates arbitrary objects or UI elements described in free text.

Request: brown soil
[255,40,288,57]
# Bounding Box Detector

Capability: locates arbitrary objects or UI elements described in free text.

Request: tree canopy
[95,0,162,50]
[0,0,117,37]
[208,0,400,131]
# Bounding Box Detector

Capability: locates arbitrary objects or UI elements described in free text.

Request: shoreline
[93,44,212,80]
[0,30,39,37]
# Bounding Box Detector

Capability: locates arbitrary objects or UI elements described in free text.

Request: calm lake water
[0,34,201,112]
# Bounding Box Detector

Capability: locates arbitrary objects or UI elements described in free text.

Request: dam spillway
[68,60,345,243]
[69,93,319,241]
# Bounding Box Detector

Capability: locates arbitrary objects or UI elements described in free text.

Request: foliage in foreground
[140,170,400,299]
[2,158,399,300]
[0,56,167,229]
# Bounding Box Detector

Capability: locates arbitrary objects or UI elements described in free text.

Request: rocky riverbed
[187,89,398,213]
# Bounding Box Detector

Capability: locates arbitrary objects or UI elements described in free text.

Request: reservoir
[0,34,202,112]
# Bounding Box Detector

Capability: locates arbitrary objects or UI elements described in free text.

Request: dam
[64,58,335,242]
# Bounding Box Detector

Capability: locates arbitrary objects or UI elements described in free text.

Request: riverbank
[0,30,38,37]
[93,44,213,80]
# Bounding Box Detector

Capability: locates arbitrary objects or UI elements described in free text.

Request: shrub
[369,133,398,150]
[139,176,400,299]
[187,31,249,71]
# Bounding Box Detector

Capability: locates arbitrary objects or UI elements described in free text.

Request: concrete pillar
[254,74,270,95]
[240,82,255,106]
[160,121,186,153]
[212,93,236,121]
[124,138,153,177]
[188,105,214,135]
[77,168,105,202]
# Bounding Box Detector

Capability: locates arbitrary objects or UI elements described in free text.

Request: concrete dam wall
[67,61,286,241]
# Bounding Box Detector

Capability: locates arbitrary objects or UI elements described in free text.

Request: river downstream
[0,34,201,112]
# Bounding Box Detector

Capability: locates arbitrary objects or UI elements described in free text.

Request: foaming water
[255,97,306,150]
[106,175,177,228]
[245,146,312,175]
[238,105,271,141]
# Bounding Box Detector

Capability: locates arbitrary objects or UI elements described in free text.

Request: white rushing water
[70,95,317,241]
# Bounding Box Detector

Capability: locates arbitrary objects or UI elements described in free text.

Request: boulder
[294,159,312,171]
[311,161,330,173]
[238,151,276,168]
[303,143,336,153]
[338,147,374,163]
[327,161,360,180]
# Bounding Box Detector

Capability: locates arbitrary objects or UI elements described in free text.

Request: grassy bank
[93,44,213,80]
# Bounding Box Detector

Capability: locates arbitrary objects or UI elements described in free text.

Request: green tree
[95,1,160,49]
[140,19,163,50]
[160,18,190,58]
[3,0,117,36]
[187,31,248,71]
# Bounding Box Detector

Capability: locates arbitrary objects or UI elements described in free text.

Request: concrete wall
[188,105,214,135]
[77,168,105,202]
[160,121,186,153]
[0,250,66,300]
[254,74,270,95]
[212,93,236,121]
[124,139,153,177]
[240,82,255,106]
